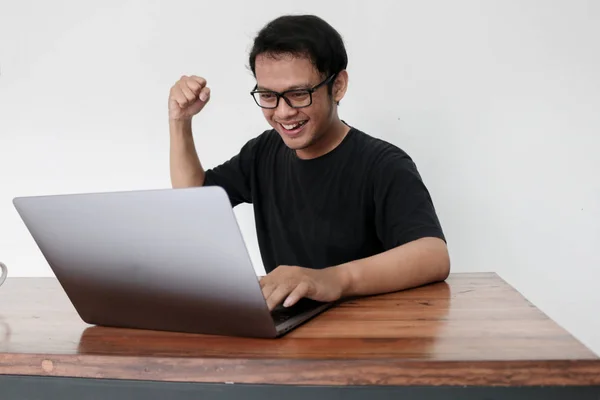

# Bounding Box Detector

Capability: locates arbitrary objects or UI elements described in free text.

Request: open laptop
[12,186,333,338]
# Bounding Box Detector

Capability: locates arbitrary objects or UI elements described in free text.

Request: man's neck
[295,119,350,160]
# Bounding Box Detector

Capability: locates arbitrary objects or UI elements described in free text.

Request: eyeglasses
[250,74,336,109]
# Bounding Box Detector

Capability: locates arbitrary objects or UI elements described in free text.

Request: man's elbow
[436,252,451,282]
[433,240,451,282]
[421,237,450,283]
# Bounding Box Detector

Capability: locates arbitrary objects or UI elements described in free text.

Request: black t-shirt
[204,125,445,274]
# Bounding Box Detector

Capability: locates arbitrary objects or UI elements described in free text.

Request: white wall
[1,0,599,354]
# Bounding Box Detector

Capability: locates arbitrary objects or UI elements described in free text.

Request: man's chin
[277,130,310,148]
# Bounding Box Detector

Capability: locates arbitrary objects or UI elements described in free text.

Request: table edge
[2,353,599,386]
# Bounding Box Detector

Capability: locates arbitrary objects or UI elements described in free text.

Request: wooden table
[1,273,599,399]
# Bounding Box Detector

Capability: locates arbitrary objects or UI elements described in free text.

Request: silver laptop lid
[13,187,278,338]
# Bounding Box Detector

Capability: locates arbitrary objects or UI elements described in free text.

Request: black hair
[249,15,348,94]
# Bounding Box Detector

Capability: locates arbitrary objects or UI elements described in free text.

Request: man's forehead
[255,79,314,91]
[254,53,319,91]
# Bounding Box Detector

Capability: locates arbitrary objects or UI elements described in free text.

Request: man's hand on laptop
[259,265,350,311]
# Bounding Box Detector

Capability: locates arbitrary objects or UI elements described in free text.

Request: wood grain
[0,273,599,386]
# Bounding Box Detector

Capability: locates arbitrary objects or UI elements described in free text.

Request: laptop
[12,186,333,338]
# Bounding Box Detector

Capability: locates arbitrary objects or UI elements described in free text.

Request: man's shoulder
[349,126,430,194]
[348,126,415,171]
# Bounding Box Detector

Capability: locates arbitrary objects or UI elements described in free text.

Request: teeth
[281,121,306,130]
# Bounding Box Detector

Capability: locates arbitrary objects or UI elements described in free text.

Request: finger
[266,284,293,311]
[199,86,210,102]
[179,84,198,103]
[261,281,277,300]
[170,90,189,109]
[283,280,310,307]
[259,275,269,289]
[260,266,283,291]
[189,75,207,88]
[185,78,203,95]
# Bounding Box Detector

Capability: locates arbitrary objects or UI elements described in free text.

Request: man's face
[253,54,337,155]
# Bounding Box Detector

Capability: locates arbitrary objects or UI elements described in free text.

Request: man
[168,15,450,311]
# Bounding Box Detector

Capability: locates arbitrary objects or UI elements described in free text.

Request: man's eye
[260,93,276,100]
[289,91,309,99]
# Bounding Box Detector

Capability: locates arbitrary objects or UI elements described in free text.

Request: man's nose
[274,97,299,120]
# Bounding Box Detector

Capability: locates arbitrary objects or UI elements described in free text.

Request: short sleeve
[203,136,260,207]
[373,154,446,250]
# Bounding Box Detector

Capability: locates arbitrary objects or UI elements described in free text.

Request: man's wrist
[169,118,193,137]
[330,262,356,298]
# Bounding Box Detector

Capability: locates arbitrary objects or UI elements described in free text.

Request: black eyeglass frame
[250,73,337,109]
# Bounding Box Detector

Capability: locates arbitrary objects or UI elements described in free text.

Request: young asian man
[168,15,450,311]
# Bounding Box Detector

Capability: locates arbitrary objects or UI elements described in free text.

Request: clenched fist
[169,75,211,121]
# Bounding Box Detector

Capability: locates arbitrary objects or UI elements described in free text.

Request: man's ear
[333,70,349,105]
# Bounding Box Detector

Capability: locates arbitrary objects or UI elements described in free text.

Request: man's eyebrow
[256,83,312,91]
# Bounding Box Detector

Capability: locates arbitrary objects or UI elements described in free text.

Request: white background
[1,1,599,354]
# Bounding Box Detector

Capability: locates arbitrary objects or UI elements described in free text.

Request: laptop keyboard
[270,298,327,324]
[271,309,295,324]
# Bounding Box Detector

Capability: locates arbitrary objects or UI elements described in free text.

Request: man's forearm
[335,237,450,298]
[169,119,206,188]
